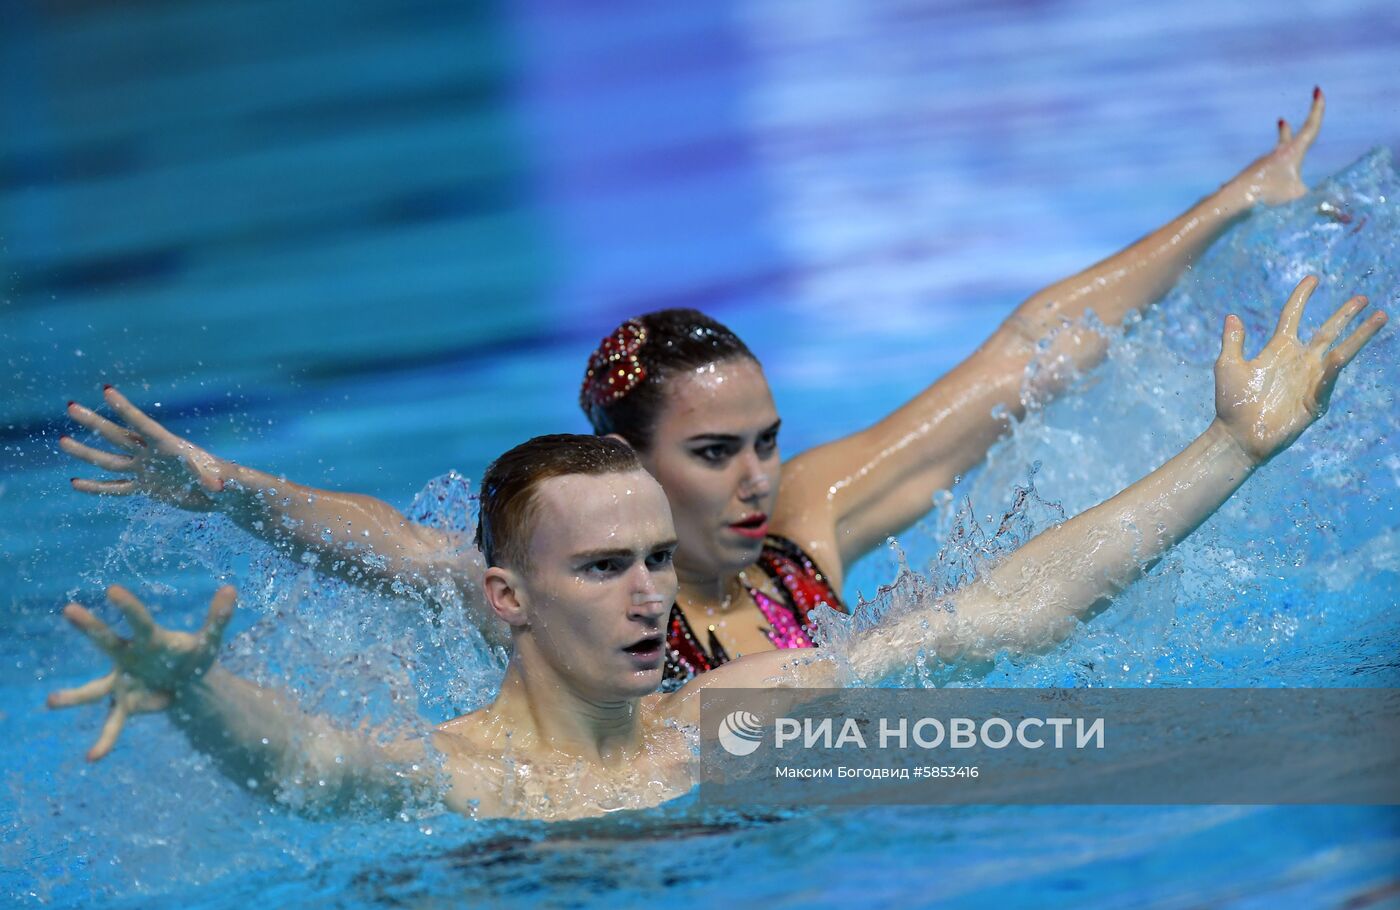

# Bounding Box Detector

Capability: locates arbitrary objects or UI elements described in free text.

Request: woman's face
[636,357,782,583]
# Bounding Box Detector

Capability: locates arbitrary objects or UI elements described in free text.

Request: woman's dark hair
[579,308,757,451]
[474,434,641,570]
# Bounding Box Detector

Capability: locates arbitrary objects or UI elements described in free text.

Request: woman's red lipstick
[728,513,769,540]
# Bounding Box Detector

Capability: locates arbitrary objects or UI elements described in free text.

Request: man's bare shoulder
[427,708,513,815]
[433,706,508,758]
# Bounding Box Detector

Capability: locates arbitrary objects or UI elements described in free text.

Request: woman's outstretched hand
[1232,88,1325,207]
[1214,276,1386,465]
[46,585,236,761]
[63,386,230,512]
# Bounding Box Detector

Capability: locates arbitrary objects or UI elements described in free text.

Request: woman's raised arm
[776,91,1327,573]
[62,386,507,646]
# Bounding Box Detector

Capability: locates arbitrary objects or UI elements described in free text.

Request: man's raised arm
[846,277,1384,681]
[46,585,436,816]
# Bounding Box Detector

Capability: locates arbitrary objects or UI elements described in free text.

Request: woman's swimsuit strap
[663,534,843,685]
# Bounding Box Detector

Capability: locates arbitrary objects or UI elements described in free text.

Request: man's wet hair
[475,434,642,570]
[579,308,757,451]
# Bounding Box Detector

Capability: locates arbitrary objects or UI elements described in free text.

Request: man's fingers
[1273,276,1318,341]
[103,386,173,443]
[59,436,134,473]
[1322,311,1388,387]
[47,671,117,709]
[107,585,157,641]
[67,401,144,452]
[1310,295,1369,351]
[62,603,124,656]
[87,703,128,762]
[1277,117,1292,145]
[201,586,237,651]
[1219,314,1246,363]
[1297,86,1324,150]
[70,478,135,496]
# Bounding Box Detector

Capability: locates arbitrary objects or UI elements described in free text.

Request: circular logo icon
[718,711,765,756]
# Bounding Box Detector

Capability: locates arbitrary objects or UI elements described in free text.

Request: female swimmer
[61,92,1331,680]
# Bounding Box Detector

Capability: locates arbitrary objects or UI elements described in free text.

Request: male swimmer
[49,282,1385,819]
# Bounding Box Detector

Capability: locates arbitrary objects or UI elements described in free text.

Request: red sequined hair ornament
[580,319,648,408]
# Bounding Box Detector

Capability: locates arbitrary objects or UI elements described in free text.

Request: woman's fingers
[67,401,144,452]
[47,671,117,709]
[107,585,157,641]
[59,436,134,473]
[201,586,237,651]
[1321,310,1388,388]
[1277,117,1292,145]
[62,603,124,657]
[70,478,136,496]
[1272,276,1318,342]
[103,387,174,444]
[1310,295,1369,351]
[1296,87,1324,152]
[87,703,129,762]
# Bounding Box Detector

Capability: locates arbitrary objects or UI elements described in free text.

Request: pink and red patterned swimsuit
[664,534,844,684]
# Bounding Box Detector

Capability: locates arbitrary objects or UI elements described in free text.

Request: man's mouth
[623,634,664,663]
[728,512,769,540]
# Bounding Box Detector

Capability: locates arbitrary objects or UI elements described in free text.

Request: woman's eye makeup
[645,548,675,569]
[689,425,779,464]
[691,443,733,463]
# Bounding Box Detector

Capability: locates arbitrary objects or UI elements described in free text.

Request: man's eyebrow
[571,538,679,562]
[570,547,634,562]
[684,420,781,445]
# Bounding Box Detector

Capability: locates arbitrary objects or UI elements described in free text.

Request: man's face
[518,469,680,699]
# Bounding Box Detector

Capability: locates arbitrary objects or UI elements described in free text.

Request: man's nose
[629,567,668,621]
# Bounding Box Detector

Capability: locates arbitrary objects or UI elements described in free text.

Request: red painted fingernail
[103,384,113,391]
[67,400,76,408]
[1313,86,1320,100]
[1278,118,1285,129]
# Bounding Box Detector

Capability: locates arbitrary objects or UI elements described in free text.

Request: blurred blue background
[5,0,1397,528]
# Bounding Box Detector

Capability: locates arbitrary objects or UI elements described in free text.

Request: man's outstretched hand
[1214,275,1386,466]
[47,585,237,761]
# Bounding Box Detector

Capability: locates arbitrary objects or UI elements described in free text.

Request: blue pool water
[3,1,1399,907]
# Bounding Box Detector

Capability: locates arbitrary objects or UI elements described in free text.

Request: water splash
[828,148,1400,689]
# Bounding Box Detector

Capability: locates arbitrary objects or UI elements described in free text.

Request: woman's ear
[482,567,528,628]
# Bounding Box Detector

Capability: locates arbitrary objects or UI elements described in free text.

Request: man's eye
[756,431,779,456]
[645,549,675,570]
[585,559,623,575]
